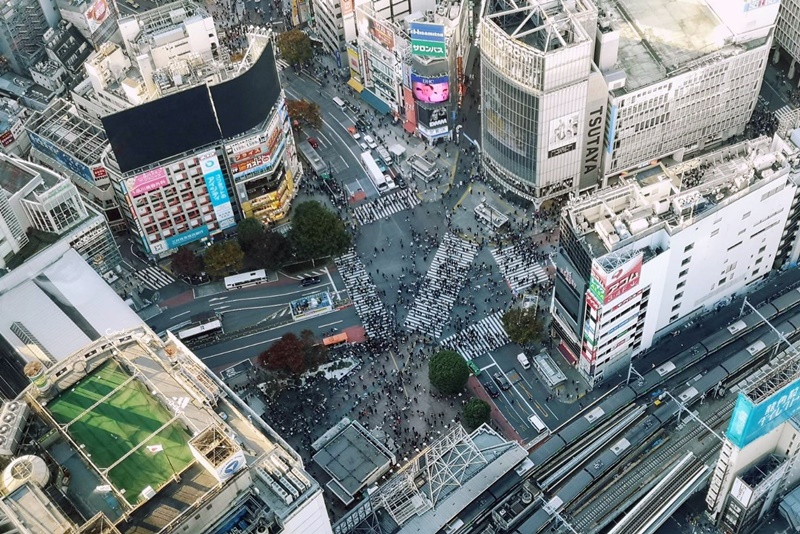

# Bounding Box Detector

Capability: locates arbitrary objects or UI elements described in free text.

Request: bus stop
[297,139,330,179]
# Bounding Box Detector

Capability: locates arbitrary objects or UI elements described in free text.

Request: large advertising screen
[127,167,168,198]
[411,73,449,104]
[410,22,446,58]
[727,376,800,448]
[356,9,395,51]
[199,151,236,230]
[416,105,448,129]
[28,131,96,183]
[85,0,110,34]
[589,254,643,305]
[548,113,580,158]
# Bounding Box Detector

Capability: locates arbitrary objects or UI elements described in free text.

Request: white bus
[178,318,223,344]
[224,269,269,290]
[361,152,396,193]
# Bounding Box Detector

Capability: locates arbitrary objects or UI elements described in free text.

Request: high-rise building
[551,135,800,385]
[775,0,800,74]
[26,98,125,232]
[310,0,353,54]
[596,0,778,180]
[479,0,599,205]
[0,0,59,74]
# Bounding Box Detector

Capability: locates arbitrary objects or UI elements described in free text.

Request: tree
[170,247,203,277]
[237,218,267,253]
[289,201,351,261]
[248,231,293,271]
[502,308,544,346]
[258,333,307,375]
[463,399,491,429]
[276,29,313,66]
[428,350,470,395]
[203,240,245,278]
[286,99,323,130]
[300,329,328,370]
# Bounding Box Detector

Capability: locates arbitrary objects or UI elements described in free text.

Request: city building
[99,29,299,258]
[0,97,30,157]
[26,98,125,232]
[479,0,601,204]
[706,347,800,534]
[594,0,778,179]
[332,424,528,534]
[312,0,355,54]
[55,0,119,48]
[0,153,121,274]
[0,324,334,534]
[551,135,800,386]
[40,20,95,91]
[0,0,60,75]
[775,0,800,75]
[29,59,68,95]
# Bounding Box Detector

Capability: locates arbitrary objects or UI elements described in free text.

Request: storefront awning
[360,89,391,115]
[347,78,363,93]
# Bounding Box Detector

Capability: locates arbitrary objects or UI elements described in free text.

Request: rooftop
[563,135,799,261]
[595,0,770,92]
[0,157,38,195]
[27,98,110,167]
[483,0,595,52]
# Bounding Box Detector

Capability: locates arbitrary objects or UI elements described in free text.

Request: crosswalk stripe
[440,312,510,361]
[334,250,394,339]
[133,266,176,290]
[490,245,550,294]
[354,188,420,226]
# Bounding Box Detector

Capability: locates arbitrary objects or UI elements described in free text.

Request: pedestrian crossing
[353,188,421,226]
[276,59,290,70]
[404,233,479,339]
[284,269,327,281]
[491,244,550,294]
[335,250,395,340]
[439,311,510,361]
[133,266,176,291]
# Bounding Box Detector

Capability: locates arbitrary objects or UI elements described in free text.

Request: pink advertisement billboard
[411,73,449,104]
[128,167,168,197]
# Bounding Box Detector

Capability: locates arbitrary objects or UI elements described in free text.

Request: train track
[564,398,735,533]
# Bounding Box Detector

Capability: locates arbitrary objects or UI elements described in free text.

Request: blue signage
[727,377,800,448]
[28,131,96,183]
[606,105,618,155]
[335,49,342,69]
[200,154,236,229]
[409,22,446,43]
[165,226,209,249]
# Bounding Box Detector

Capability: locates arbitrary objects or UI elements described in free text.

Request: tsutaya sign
[589,253,643,305]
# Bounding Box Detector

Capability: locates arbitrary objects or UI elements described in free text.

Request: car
[300,276,321,287]
[364,135,378,149]
[308,137,319,148]
[482,380,499,398]
[359,141,369,151]
[493,372,512,391]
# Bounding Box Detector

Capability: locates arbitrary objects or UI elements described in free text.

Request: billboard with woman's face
[411,73,449,104]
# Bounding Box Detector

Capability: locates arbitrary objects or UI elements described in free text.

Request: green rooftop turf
[48,360,194,504]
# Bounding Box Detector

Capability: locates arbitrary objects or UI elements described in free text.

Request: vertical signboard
[590,254,643,305]
[409,22,446,58]
[199,151,236,229]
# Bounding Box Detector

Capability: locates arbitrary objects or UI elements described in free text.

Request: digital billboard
[547,113,580,158]
[727,376,800,448]
[589,254,643,305]
[28,131,96,183]
[410,22,446,58]
[85,0,110,34]
[416,105,448,129]
[126,167,168,198]
[411,73,449,104]
[199,151,235,230]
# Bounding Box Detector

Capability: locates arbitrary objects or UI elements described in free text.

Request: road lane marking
[170,311,191,319]
[318,320,343,329]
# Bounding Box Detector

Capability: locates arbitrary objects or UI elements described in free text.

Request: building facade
[55,0,118,48]
[0,98,30,157]
[551,136,800,385]
[775,0,800,73]
[479,0,598,205]
[0,0,58,74]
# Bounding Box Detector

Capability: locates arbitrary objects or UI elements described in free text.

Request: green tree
[502,308,544,345]
[258,333,306,375]
[276,30,313,66]
[463,399,491,429]
[289,201,351,261]
[170,247,204,277]
[203,240,245,278]
[237,218,267,253]
[249,231,293,271]
[287,99,323,130]
[428,350,470,395]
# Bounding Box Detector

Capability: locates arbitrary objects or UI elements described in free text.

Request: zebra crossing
[353,188,421,226]
[276,59,290,70]
[284,269,327,281]
[334,250,395,340]
[134,266,176,291]
[491,245,550,294]
[404,233,479,339]
[439,312,510,361]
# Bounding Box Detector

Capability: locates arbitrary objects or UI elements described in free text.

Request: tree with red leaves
[258,333,306,376]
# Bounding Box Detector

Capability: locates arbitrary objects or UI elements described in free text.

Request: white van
[332,96,346,110]
[517,352,531,370]
[529,414,547,433]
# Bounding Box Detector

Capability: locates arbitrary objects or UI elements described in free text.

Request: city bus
[224,269,268,290]
[177,313,223,344]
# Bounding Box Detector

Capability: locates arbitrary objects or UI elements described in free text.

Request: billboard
[416,105,448,129]
[411,73,449,104]
[589,254,643,305]
[347,46,360,79]
[727,377,800,448]
[85,0,110,34]
[199,152,236,230]
[403,87,416,131]
[410,22,446,58]
[227,119,285,181]
[164,226,210,250]
[356,9,395,51]
[342,0,354,16]
[28,131,96,183]
[127,167,169,198]
[548,113,580,158]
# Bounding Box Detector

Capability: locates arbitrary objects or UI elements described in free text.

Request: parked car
[482,380,500,398]
[493,372,512,391]
[300,276,321,287]
[364,135,378,149]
